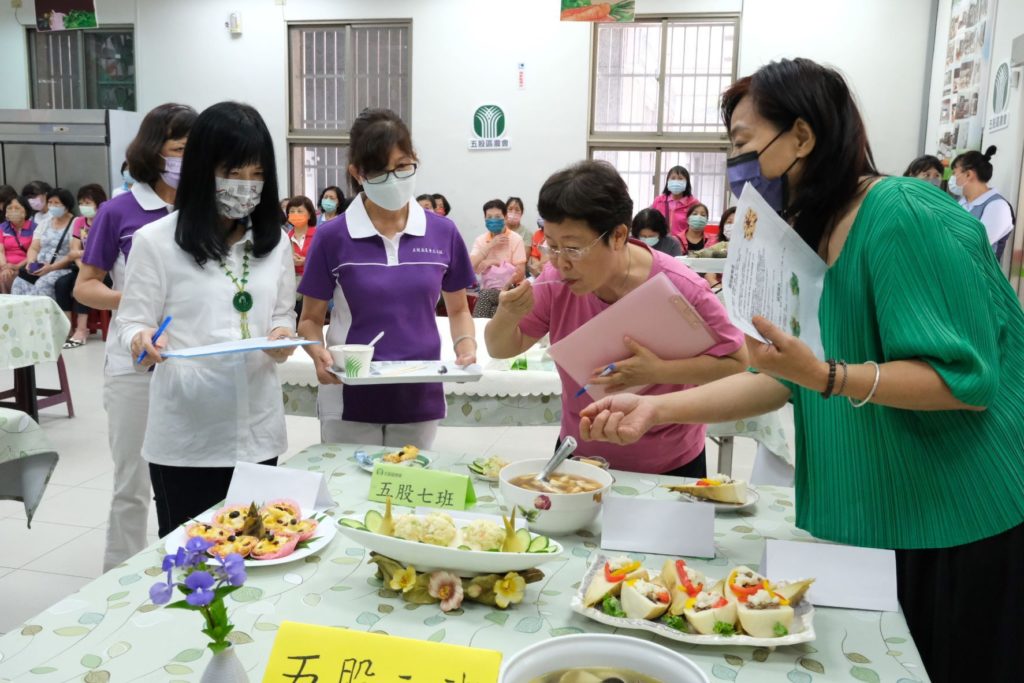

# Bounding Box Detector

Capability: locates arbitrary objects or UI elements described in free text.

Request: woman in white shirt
[949,146,1015,260]
[117,102,298,537]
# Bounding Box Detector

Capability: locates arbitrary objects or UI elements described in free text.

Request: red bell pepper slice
[674,559,703,597]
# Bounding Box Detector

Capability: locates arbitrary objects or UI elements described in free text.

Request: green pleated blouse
[788,176,1024,550]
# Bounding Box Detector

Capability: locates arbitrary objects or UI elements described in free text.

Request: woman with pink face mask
[21,180,53,227]
[504,196,531,245]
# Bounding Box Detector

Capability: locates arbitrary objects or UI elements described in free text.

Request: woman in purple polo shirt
[485,161,748,476]
[298,109,477,448]
[74,103,197,571]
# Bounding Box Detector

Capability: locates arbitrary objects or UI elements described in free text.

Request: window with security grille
[28,28,136,111]
[287,22,411,199]
[589,16,738,225]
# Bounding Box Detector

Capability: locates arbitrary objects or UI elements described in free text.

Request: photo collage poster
[936,0,999,162]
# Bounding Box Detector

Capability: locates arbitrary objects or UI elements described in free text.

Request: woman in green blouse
[580,58,1024,683]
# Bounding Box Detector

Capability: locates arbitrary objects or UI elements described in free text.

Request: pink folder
[547,272,719,400]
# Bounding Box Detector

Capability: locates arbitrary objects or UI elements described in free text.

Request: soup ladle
[536,436,578,486]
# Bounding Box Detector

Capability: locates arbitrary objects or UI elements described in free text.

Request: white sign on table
[723,184,827,359]
[761,539,898,612]
[601,496,715,558]
[226,462,334,513]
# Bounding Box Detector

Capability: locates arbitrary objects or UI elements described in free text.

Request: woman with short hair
[11,187,77,300]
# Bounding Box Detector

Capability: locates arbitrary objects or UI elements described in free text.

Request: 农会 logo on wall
[469,104,510,151]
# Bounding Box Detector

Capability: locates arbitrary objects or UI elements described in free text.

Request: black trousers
[896,520,1024,683]
[53,268,89,315]
[149,458,278,538]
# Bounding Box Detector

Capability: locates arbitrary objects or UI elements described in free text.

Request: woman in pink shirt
[651,165,701,241]
[485,161,747,476]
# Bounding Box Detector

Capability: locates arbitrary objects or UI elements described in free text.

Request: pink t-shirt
[470,229,527,273]
[518,242,745,473]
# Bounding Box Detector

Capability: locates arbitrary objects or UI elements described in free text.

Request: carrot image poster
[36,0,98,31]
[560,0,635,22]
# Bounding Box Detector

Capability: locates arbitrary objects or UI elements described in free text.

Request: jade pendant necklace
[219,240,253,339]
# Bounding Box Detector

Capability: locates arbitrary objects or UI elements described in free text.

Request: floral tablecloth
[0,294,69,370]
[0,444,926,682]
[0,408,59,526]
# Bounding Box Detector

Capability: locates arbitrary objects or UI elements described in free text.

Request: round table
[0,294,70,420]
[0,443,928,682]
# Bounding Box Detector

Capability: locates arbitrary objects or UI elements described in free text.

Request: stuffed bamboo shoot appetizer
[660,559,706,616]
[725,566,770,603]
[682,590,738,635]
[621,578,671,620]
[736,588,794,637]
[583,556,649,607]
[666,474,747,504]
[772,578,815,604]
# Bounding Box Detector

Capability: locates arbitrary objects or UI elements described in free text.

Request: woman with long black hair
[580,58,1024,683]
[116,101,297,537]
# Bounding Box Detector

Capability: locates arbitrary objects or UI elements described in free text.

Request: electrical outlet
[11,0,24,9]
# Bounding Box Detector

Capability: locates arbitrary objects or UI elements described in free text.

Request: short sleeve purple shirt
[82,183,171,290]
[299,196,476,423]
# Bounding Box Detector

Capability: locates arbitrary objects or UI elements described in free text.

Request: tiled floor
[0,336,766,635]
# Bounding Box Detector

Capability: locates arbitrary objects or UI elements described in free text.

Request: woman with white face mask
[298,108,477,448]
[116,101,297,536]
[949,146,1015,260]
[629,208,681,257]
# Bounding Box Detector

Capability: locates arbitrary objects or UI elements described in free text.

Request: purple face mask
[726,127,797,214]
[161,155,183,189]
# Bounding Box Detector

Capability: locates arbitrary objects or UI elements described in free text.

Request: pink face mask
[507,211,522,224]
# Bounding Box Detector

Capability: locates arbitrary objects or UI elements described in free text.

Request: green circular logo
[473,105,506,138]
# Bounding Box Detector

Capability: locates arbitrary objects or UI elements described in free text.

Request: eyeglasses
[538,231,609,262]
[364,163,418,185]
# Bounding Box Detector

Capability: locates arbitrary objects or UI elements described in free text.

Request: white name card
[601,496,715,558]
[226,462,334,513]
[761,539,898,612]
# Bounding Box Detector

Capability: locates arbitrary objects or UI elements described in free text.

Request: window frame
[285,19,413,197]
[27,24,136,111]
[587,13,740,218]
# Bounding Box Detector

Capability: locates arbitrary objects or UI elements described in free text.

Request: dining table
[0,407,60,527]
[0,443,928,682]
[0,294,70,421]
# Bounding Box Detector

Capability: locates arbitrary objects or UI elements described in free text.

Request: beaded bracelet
[821,359,837,398]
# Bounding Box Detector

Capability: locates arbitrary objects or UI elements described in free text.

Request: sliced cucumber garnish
[527,535,550,552]
[364,509,383,533]
[339,518,367,530]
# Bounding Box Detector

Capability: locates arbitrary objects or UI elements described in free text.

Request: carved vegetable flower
[428,571,464,612]
[494,572,526,608]
[389,565,417,593]
[533,495,552,511]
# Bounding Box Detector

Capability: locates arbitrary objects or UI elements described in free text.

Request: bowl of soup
[500,633,709,683]
[498,458,613,536]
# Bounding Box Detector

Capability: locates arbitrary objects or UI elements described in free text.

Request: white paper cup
[329,344,374,378]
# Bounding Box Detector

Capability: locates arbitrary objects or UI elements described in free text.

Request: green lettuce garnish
[659,614,691,632]
[773,621,789,636]
[601,595,626,618]
[713,620,736,636]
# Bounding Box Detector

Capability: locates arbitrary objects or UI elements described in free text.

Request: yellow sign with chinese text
[368,462,476,510]
[262,622,502,683]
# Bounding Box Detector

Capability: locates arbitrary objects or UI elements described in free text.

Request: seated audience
[949,146,1015,260]
[470,199,526,317]
[11,188,77,301]
[0,195,36,293]
[631,207,682,257]
[55,184,108,348]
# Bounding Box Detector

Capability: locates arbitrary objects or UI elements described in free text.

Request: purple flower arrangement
[149,537,247,653]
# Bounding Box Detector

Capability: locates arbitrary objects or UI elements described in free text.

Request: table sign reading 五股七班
[262,621,502,682]
[368,462,477,510]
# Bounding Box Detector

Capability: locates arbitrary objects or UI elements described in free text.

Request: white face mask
[640,236,660,247]
[947,174,963,197]
[215,177,264,219]
[723,222,734,239]
[362,174,416,212]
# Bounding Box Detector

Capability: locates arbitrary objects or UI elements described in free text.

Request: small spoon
[368,330,385,347]
[536,436,578,485]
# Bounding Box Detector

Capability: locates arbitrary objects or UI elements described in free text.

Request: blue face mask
[321,198,338,213]
[48,206,66,219]
[667,179,687,195]
[485,217,505,234]
[688,215,709,230]
[726,127,798,214]
[640,235,660,247]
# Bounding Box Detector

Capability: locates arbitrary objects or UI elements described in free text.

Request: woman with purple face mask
[580,58,1024,683]
[74,102,197,571]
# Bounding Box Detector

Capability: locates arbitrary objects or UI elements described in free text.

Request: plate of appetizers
[337,503,564,575]
[355,446,433,473]
[664,474,760,512]
[466,456,508,482]
[570,554,816,646]
[330,360,483,385]
[165,499,337,567]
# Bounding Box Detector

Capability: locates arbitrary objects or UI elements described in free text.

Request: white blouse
[117,212,297,467]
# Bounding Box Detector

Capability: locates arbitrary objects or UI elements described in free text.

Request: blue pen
[136,315,172,365]
[574,363,616,398]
